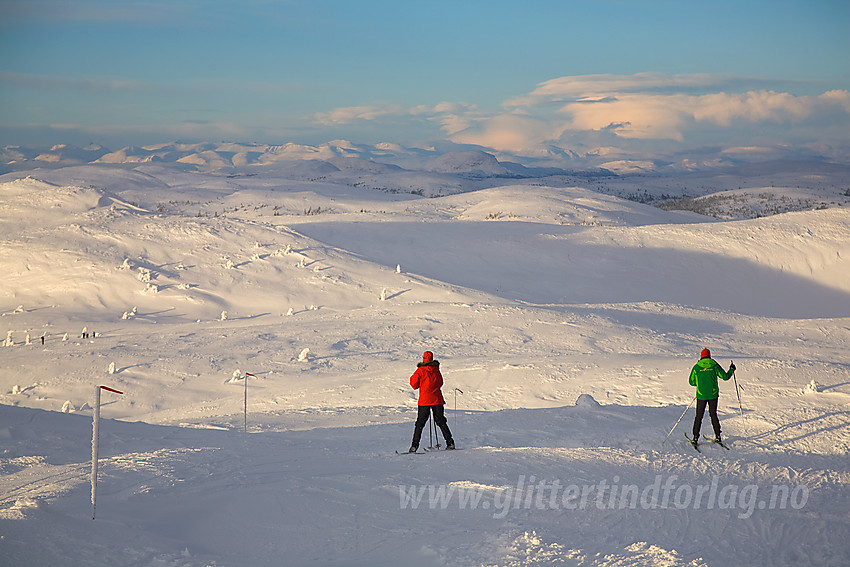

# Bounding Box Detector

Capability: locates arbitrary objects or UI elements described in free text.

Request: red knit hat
[423,351,434,363]
[700,348,711,359]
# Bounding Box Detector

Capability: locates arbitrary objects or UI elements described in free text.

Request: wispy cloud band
[310,73,850,162]
[0,72,147,92]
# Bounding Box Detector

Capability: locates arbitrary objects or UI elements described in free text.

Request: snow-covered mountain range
[1,141,530,174]
[4,139,847,178]
[4,140,850,214]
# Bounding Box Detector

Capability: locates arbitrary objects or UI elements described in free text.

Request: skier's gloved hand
[729,362,736,372]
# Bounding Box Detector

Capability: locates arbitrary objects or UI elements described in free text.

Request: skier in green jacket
[689,348,735,445]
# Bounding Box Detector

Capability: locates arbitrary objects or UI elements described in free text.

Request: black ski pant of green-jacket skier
[693,398,721,440]
[412,405,453,449]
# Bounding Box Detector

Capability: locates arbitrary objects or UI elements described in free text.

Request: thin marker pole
[92,385,123,520]
[243,373,255,433]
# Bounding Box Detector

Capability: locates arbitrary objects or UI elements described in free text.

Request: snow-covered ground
[1,159,849,566]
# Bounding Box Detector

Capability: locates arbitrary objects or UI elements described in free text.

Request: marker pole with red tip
[92,385,123,520]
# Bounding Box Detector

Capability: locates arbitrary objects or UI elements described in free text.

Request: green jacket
[689,358,733,400]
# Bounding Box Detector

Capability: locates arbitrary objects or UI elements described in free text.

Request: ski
[684,432,701,452]
[703,435,731,450]
[396,447,461,454]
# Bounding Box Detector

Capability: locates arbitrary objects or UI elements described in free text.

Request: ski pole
[433,406,441,449]
[732,363,747,437]
[663,395,696,444]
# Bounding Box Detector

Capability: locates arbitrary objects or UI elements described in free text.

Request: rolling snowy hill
[1,159,849,566]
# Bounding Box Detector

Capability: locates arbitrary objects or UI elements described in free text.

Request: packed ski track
[1,160,849,566]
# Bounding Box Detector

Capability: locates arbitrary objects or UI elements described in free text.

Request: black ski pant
[412,404,453,448]
[693,397,721,440]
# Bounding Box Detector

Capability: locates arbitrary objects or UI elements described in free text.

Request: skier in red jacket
[408,351,455,452]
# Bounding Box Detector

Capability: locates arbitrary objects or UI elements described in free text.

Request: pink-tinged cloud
[558,90,850,140]
[462,75,850,152]
[308,74,850,160]
[466,74,850,152]
[450,113,567,156]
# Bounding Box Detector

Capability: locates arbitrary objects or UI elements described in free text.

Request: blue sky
[1,0,849,165]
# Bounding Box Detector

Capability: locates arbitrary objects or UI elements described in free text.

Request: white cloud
[434,114,473,136]
[450,113,567,156]
[312,105,403,126]
[555,89,850,140]
[311,101,478,130]
[450,74,850,157]
[304,77,850,163]
[38,72,841,164]
[528,72,737,98]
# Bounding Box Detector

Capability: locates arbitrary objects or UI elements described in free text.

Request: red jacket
[410,360,445,406]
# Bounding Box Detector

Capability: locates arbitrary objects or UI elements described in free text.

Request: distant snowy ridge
[5,139,847,177]
[425,150,516,177]
[3,140,486,172]
[3,141,850,222]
